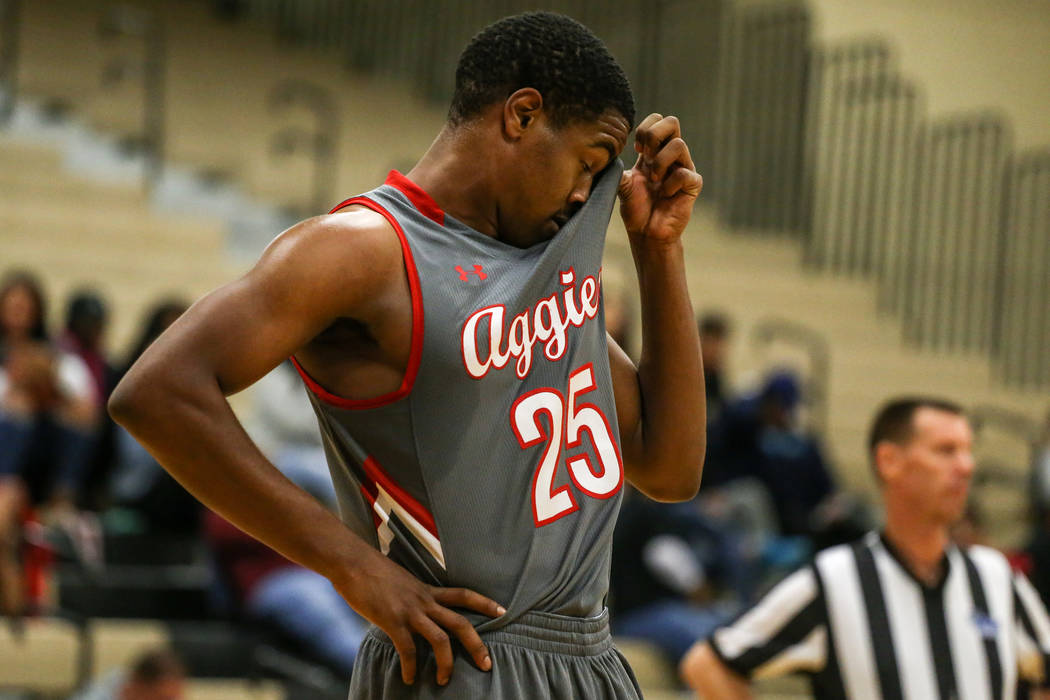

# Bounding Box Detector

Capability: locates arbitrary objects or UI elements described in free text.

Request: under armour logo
[456,264,487,282]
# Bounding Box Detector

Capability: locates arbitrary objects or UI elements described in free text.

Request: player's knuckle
[448,615,472,632]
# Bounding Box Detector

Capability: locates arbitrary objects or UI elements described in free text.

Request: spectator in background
[717,370,860,543]
[57,290,113,411]
[245,360,335,508]
[118,301,188,380]
[57,290,119,510]
[696,312,737,490]
[698,312,731,420]
[610,487,742,665]
[750,371,835,537]
[0,271,98,615]
[204,510,367,675]
[70,647,186,700]
[108,300,200,534]
[0,270,49,357]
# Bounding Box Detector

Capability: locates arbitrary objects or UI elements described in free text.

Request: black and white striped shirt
[709,532,1050,699]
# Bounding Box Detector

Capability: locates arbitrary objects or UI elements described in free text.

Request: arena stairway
[0,136,241,353]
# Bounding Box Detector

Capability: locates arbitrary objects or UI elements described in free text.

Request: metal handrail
[98,5,166,192]
[0,0,21,124]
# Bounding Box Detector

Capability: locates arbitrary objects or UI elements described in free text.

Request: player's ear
[503,88,544,140]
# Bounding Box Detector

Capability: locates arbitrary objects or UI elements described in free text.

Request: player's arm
[109,211,502,687]
[680,643,754,700]
[611,113,706,502]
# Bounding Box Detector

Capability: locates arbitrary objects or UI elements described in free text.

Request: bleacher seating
[0,618,81,696]
[185,679,286,700]
[87,618,170,679]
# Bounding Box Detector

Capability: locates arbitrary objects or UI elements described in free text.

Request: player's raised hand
[330,548,505,687]
[618,113,703,242]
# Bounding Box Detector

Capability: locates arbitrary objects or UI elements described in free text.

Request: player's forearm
[680,643,754,700]
[109,362,367,582]
[630,234,705,500]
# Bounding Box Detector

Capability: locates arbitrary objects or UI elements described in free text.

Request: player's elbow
[108,364,167,430]
[108,374,146,428]
[648,478,701,502]
[633,461,703,502]
[627,434,705,501]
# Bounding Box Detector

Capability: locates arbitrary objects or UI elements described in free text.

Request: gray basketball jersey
[292,162,625,630]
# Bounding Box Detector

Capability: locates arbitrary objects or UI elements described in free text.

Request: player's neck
[883,512,950,586]
[406,125,500,238]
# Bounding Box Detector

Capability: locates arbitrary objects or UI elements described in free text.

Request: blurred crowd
[0,268,367,686]
[3,265,1050,689]
[607,306,1050,672]
[607,309,871,666]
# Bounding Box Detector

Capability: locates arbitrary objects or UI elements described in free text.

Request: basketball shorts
[347,608,643,699]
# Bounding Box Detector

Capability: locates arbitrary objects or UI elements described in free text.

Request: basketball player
[110,12,705,697]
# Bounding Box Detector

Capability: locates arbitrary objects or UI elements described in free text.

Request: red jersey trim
[360,456,439,538]
[331,171,445,226]
[291,195,424,410]
[382,170,445,226]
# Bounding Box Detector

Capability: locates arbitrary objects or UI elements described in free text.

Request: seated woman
[0,270,98,616]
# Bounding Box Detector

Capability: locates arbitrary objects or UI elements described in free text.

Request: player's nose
[568,178,591,206]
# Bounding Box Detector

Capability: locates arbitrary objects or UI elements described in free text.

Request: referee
[680,397,1050,699]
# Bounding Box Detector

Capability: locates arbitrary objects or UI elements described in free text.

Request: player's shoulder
[261,205,405,278]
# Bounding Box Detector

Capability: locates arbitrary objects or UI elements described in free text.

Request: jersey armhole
[291,195,424,410]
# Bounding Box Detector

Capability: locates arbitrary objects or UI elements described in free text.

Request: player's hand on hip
[331,550,505,686]
[618,113,703,242]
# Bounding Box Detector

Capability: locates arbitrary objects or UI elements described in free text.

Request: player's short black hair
[448,12,635,130]
[868,397,965,469]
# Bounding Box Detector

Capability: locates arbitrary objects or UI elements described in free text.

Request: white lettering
[461,306,510,377]
[461,270,601,380]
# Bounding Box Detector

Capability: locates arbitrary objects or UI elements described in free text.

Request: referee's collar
[877,531,954,591]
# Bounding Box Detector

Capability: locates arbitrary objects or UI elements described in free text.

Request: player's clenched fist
[618,113,703,242]
[330,548,505,686]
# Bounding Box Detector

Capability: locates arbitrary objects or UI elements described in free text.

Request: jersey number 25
[510,363,624,527]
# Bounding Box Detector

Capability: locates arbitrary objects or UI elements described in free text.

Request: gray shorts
[348,609,643,699]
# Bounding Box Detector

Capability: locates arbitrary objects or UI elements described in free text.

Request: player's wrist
[629,234,685,269]
[311,529,380,590]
